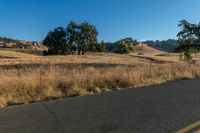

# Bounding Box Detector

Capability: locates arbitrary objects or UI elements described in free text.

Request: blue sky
[0,0,199,42]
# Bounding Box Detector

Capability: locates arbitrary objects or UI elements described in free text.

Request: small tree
[95,41,105,52]
[114,40,134,54]
[114,38,137,54]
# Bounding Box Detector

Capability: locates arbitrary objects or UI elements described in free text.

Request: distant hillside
[104,42,166,56]
[144,39,177,52]
[0,37,44,50]
[0,37,20,44]
[104,39,177,53]
[134,43,166,55]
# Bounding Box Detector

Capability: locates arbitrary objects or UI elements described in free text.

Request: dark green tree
[43,21,99,55]
[176,20,200,61]
[66,21,98,55]
[78,22,98,55]
[66,21,80,54]
[177,20,200,51]
[43,27,70,55]
[95,40,105,52]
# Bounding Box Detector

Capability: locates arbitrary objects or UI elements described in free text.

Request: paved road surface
[1,78,200,133]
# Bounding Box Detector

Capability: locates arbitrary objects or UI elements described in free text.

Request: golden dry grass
[0,47,199,108]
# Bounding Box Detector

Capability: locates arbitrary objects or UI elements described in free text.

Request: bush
[95,42,105,52]
[114,41,134,54]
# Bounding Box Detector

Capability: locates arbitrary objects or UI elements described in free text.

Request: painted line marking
[175,121,200,133]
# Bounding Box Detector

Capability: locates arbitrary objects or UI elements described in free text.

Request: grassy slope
[0,45,199,107]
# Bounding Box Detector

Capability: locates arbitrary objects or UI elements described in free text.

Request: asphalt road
[1,78,200,133]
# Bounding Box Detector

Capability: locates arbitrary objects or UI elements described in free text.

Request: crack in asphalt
[41,102,67,133]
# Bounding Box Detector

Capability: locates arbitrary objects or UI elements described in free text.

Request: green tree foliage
[43,21,99,55]
[43,27,69,55]
[119,38,138,46]
[95,41,105,52]
[114,38,137,54]
[66,21,82,54]
[176,20,200,61]
[79,22,98,54]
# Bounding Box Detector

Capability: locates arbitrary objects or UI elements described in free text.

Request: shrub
[114,40,134,54]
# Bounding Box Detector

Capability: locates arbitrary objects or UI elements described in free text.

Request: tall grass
[0,61,199,107]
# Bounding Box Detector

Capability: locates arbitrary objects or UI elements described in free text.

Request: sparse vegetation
[0,46,200,107]
[0,20,200,108]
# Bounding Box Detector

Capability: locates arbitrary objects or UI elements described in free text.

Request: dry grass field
[0,44,200,107]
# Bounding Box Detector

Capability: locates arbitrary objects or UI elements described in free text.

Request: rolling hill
[134,43,166,56]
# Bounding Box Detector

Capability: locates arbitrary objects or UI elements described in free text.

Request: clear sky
[0,0,199,42]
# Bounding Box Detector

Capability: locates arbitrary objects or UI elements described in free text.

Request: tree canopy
[176,20,200,61]
[43,21,101,55]
[176,20,200,54]
[43,27,69,55]
[114,38,138,54]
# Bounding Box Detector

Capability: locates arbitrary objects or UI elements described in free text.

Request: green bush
[114,40,134,54]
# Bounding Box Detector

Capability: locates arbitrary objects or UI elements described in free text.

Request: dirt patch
[131,55,173,64]
[0,55,18,59]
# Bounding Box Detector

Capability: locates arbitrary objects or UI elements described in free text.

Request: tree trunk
[82,49,85,55]
[78,49,81,55]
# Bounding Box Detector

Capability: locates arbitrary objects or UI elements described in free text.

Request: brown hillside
[134,43,166,56]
